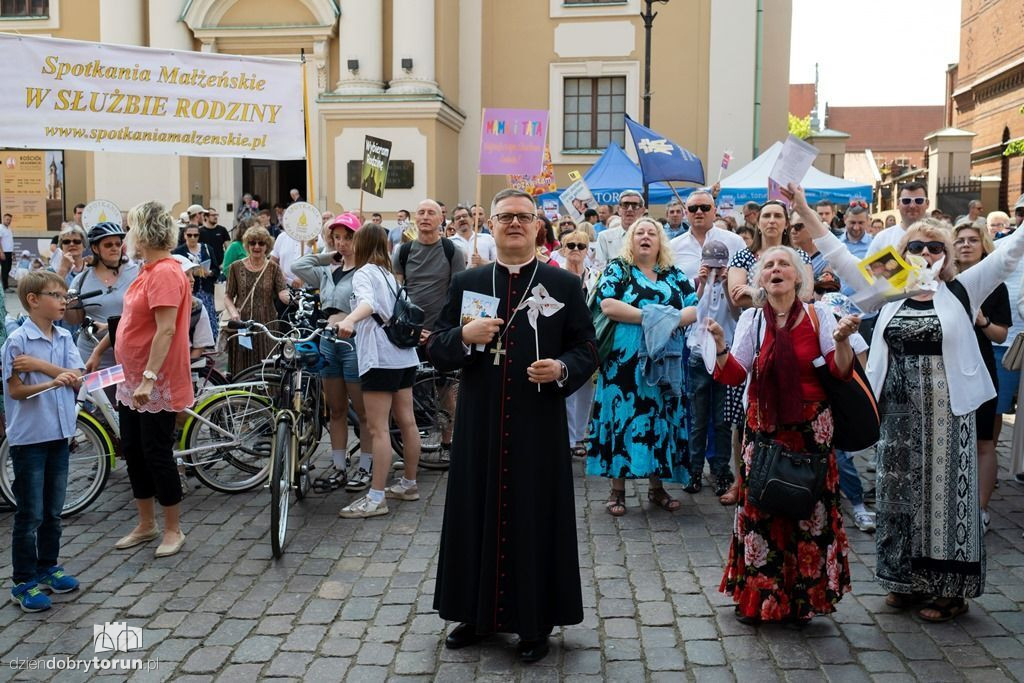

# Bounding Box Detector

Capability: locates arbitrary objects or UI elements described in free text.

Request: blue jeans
[836,449,863,506]
[10,439,69,584]
[685,358,732,479]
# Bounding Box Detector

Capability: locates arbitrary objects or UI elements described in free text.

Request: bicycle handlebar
[227,319,349,346]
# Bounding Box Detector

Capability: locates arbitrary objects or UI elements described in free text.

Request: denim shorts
[994,345,1020,414]
[319,334,360,382]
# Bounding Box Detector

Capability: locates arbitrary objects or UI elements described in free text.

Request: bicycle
[390,362,459,471]
[0,375,275,516]
[226,318,346,558]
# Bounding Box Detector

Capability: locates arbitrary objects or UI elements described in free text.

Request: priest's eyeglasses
[494,212,537,225]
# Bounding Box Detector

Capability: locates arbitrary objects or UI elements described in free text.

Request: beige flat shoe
[114,527,160,550]
[155,531,186,558]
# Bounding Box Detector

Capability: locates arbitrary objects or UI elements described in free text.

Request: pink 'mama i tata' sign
[478,108,549,175]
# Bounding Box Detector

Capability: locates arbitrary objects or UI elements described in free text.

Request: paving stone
[638,601,674,626]
[857,651,905,673]
[687,640,726,666]
[302,657,350,683]
[205,619,256,646]
[356,642,397,666]
[603,617,639,639]
[230,635,281,663]
[181,646,232,674]
[265,651,314,677]
[646,646,687,671]
[604,637,643,661]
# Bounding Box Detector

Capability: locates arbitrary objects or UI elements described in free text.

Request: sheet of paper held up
[767,135,818,205]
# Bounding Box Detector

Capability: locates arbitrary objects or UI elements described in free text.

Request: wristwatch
[142,370,158,382]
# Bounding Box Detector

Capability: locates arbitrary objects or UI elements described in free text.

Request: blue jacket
[639,304,685,396]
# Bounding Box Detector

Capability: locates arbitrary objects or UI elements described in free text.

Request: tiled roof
[824,105,945,152]
[789,84,815,118]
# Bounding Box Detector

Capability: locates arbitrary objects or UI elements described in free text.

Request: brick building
[825,105,943,173]
[947,0,1024,210]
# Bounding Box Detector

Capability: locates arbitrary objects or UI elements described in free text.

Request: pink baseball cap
[327,212,361,233]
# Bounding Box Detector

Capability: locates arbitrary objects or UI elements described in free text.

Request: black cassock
[426,259,597,639]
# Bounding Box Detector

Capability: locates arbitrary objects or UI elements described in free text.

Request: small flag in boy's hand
[83,364,126,393]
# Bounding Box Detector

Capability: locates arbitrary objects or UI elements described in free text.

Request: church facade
[1,0,791,229]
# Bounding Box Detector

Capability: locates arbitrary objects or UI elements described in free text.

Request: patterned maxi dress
[225,259,286,376]
[717,307,852,622]
[874,299,984,598]
[587,260,695,482]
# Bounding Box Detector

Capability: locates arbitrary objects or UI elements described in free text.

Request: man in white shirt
[272,232,323,288]
[595,190,643,268]
[448,205,496,267]
[668,190,745,280]
[0,213,13,290]
[866,181,929,258]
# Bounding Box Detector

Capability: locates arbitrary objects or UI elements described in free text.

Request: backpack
[398,238,457,274]
[370,266,425,349]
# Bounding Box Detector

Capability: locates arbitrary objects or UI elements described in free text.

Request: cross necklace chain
[489,261,539,365]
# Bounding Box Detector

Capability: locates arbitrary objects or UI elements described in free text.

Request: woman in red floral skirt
[707,244,857,625]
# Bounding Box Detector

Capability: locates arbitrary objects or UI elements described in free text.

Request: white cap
[171,254,200,273]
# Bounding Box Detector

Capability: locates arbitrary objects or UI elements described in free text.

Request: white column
[389,0,440,95]
[147,0,193,50]
[99,0,144,45]
[335,0,385,94]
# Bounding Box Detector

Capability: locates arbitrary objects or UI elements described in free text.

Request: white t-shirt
[449,232,497,265]
[0,224,12,253]
[669,227,747,281]
[272,233,326,283]
[595,227,625,268]
[865,224,909,259]
[351,265,420,377]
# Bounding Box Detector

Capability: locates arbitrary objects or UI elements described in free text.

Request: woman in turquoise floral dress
[587,218,697,516]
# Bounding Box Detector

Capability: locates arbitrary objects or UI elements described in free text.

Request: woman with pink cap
[293,212,374,493]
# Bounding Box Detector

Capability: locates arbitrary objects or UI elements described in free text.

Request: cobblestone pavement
[2,416,1024,681]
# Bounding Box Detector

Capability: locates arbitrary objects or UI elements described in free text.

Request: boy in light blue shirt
[3,270,84,612]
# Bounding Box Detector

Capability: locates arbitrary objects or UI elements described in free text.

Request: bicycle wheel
[193,362,229,396]
[183,392,274,493]
[0,413,113,517]
[269,418,293,559]
[391,371,456,471]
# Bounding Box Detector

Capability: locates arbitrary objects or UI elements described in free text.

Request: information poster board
[0,149,64,231]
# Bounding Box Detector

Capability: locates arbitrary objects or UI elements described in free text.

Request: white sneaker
[338,495,389,518]
[345,467,371,492]
[386,480,420,501]
[853,509,876,533]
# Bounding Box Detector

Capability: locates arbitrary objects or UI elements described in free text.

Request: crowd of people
[4,184,1024,662]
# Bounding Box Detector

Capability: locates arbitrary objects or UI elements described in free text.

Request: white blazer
[814,227,1024,416]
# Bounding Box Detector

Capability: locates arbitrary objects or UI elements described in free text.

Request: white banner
[0,33,305,160]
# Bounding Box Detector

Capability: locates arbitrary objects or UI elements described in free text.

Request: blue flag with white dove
[624,115,705,185]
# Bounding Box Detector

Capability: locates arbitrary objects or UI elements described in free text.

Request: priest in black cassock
[426,188,598,663]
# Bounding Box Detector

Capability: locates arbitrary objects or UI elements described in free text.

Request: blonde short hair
[897,218,958,281]
[953,222,996,267]
[242,226,274,253]
[576,221,596,242]
[126,201,177,252]
[619,218,674,271]
[560,230,591,251]
[987,210,1011,228]
[750,246,813,306]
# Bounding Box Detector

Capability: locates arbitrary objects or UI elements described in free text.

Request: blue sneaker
[11,581,51,612]
[37,566,79,594]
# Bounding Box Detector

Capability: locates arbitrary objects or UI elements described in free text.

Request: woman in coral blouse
[111,201,194,559]
[707,245,859,626]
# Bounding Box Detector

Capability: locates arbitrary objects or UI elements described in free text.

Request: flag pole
[473,108,486,255]
[666,181,686,205]
[300,48,313,256]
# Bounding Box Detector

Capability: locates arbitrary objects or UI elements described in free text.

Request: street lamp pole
[641,0,667,204]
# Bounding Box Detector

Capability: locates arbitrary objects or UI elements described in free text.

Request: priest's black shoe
[444,623,487,650]
[517,636,550,663]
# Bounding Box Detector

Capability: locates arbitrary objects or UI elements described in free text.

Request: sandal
[885,592,924,609]
[312,466,346,492]
[918,598,969,623]
[606,488,626,517]
[648,487,682,512]
[571,445,587,458]
[719,480,739,506]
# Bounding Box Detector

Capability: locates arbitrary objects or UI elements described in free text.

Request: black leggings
[119,406,182,507]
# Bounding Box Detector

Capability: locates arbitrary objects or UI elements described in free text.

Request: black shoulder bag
[746,310,829,520]
[371,266,425,349]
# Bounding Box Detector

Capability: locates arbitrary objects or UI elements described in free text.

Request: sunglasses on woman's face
[185,233,199,239]
[906,240,945,255]
[564,242,588,251]
[61,239,82,246]
[247,241,265,248]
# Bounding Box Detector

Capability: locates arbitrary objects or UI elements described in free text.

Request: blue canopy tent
[718,141,873,206]
[536,142,682,207]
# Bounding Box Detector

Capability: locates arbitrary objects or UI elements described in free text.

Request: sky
[789,0,962,109]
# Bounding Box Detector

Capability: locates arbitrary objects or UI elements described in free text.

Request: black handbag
[807,305,880,451]
[746,311,828,520]
[747,438,828,519]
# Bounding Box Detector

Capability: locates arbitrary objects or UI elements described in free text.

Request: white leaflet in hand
[461,290,500,351]
[767,135,818,205]
[696,270,724,374]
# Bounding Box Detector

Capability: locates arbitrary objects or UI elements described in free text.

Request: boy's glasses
[39,291,69,300]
